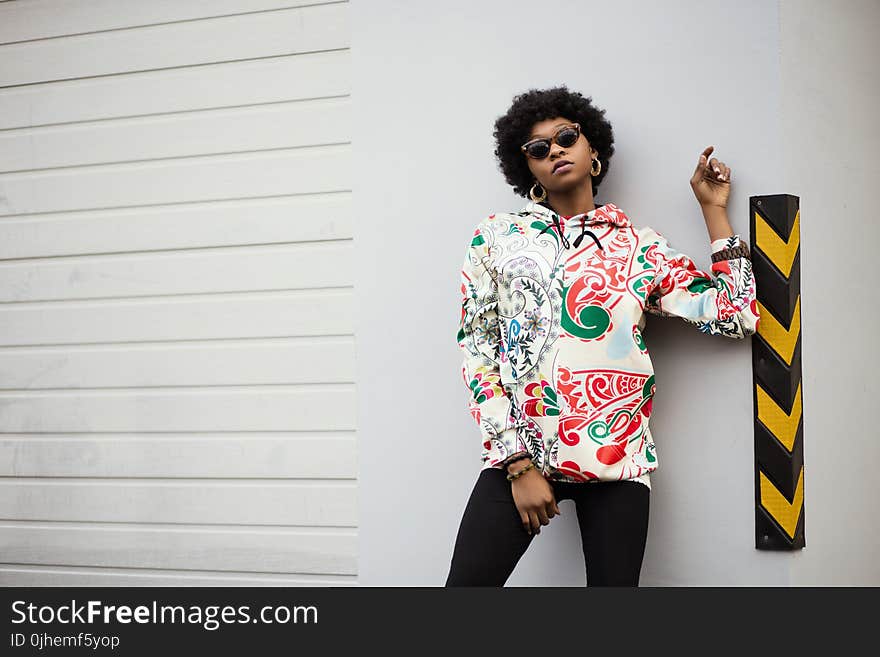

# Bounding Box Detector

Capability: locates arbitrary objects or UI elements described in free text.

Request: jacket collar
[521,199,631,228]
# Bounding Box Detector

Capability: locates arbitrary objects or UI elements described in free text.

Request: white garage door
[0,0,356,586]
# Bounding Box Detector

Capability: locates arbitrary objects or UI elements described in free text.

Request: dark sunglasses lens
[527,141,550,158]
[557,127,579,147]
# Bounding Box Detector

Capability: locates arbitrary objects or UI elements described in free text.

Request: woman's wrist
[701,204,735,242]
[506,460,536,482]
[506,457,532,475]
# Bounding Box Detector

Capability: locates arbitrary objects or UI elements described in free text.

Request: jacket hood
[520,200,632,250]
[520,199,632,228]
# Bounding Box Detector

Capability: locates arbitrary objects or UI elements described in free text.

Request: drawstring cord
[538,215,570,248]
[538,213,604,251]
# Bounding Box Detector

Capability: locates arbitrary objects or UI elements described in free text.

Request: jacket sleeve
[456,219,531,469]
[642,227,760,339]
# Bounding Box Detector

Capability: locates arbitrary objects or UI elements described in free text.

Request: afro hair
[493,85,615,199]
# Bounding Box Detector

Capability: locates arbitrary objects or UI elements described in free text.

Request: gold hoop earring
[591,158,602,177]
[529,182,546,202]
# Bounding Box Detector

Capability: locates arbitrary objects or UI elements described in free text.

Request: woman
[446,86,759,586]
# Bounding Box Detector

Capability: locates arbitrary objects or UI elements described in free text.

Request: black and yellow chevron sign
[750,194,805,550]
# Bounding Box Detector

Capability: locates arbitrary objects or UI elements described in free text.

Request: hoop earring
[529,182,546,202]
[591,158,602,176]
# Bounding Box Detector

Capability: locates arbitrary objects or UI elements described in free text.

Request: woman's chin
[547,177,587,193]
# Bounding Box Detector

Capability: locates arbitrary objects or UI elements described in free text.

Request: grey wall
[355,0,878,585]
[779,0,880,585]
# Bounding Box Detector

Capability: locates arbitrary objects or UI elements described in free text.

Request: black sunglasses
[521,123,581,159]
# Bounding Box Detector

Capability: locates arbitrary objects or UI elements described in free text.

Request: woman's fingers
[537,507,550,527]
[695,146,712,171]
[519,511,531,535]
[529,510,541,534]
[524,506,556,535]
[693,145,715,182]
[704,155,731,182]
[521,504,565,535]
[706,152,732,182]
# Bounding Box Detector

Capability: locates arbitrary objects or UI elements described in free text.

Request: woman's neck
[544,186,597,217]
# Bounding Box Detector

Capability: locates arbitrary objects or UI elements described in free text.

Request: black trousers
[445,466,650,586]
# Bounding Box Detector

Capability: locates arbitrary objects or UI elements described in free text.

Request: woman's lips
[553,162,574,175]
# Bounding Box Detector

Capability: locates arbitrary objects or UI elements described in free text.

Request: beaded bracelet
[506,461,535,481]
[503,452,532,469]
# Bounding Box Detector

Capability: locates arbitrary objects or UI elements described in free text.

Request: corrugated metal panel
[0,0,355,585]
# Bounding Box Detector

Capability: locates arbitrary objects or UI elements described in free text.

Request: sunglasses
[521,123,581,159]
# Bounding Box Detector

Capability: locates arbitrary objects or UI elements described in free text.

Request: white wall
[779,0,880,585]
[356,0,878,585]
[0,0,356,586]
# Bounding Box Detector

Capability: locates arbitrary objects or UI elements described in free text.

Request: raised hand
[690,145,731,209]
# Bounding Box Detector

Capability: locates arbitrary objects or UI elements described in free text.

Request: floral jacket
[456,200,760,489]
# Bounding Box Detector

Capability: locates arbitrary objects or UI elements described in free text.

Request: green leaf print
[687,276,714,293]
[542,383,560,416]
[560,297,611,340]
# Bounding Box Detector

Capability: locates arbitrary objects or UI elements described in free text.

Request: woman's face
[524,116,597,195]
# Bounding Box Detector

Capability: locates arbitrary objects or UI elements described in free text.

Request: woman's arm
[641,225,759,338]
[457,217,532,469]
[640,145,759,337]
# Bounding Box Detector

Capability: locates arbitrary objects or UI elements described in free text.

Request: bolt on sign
[750,194,805,550]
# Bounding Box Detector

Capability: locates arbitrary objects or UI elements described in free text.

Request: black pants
[445,467,650,586]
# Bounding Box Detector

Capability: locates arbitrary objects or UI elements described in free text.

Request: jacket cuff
[710,234,746,254]
[498,450,532,469]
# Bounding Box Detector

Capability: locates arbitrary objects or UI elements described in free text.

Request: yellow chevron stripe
[756,296,801,365]
[759,467,804,539]
[756,208,800,277]
[756,380,802,452]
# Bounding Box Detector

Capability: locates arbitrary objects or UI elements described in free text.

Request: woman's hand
[690,145,731,209]
[510,468,561,536]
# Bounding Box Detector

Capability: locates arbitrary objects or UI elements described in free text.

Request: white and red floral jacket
[456,200,760,489]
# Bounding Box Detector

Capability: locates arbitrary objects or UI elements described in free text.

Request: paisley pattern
[457,201,759,489]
